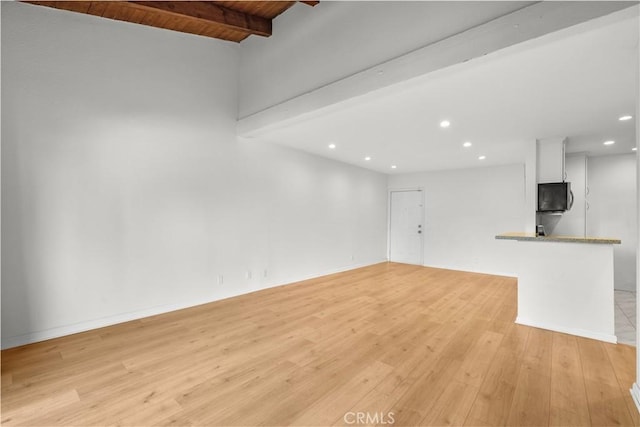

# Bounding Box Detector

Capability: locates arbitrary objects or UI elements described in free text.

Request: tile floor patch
[615,290,636,346]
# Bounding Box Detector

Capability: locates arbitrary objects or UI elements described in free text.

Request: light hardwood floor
[2,262,638,426]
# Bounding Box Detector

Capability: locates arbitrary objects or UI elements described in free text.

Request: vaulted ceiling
[23,1,318,42]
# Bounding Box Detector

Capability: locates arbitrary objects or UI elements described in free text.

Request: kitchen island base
[497,233,618,343]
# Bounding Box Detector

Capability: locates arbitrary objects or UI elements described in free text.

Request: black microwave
[538,182,573,213]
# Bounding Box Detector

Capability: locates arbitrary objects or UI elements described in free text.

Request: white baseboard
[1,298,220,350]
[516,316,617,344]
[260,258,388,290]
[1,259,387,349]
[423,262,517,278]
[631,383,640,414]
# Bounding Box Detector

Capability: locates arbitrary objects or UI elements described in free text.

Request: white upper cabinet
[537,138,566,183]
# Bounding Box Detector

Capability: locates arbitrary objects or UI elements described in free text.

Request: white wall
[238,1,533,118]
[586,154,637,291]
[1,3,388,348]
[388,164,525,276]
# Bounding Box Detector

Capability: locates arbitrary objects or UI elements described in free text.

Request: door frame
[387,187,425,265]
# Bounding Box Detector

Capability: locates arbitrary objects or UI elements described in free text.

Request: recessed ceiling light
[440,120,451,128]
[633,147,638,151]
[364,156,371,161]
[603,140,615,146]
[391,165,397,169]
[463,141,472,148]
[619,115,633,121]
[328,143,336,149]
[478,155,486,160]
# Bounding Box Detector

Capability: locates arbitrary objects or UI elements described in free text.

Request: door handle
[569,190,574,210]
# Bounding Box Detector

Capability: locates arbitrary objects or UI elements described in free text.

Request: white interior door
[389,190,424,265]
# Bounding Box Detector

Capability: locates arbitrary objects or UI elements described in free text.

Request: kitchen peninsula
[496,232,621,343]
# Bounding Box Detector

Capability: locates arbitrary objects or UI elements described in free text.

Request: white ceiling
[249,13,638,175]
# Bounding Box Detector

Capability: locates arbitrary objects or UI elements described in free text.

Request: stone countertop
[495,232,621,245]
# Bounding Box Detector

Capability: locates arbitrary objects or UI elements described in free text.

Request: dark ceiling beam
[128,1,272,37]
[23,1,273,39]
[24,1,94,15]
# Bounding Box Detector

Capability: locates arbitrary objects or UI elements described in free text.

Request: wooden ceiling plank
[22,0,312,42]
[26,1,92,14]
[300,1,319,6]
[120,7,149,24]
[133,6,243,41]
[101,2,127,20]
[199,24,248,43]
[128,1,272,37]
[140,10,171,30]
[214,1,295,19]
[86,1,108,16]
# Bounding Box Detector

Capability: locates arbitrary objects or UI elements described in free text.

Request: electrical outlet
[246,270,252,280]
[217,275,224,285]
[351,254,355,261]
[263,269,268,278]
